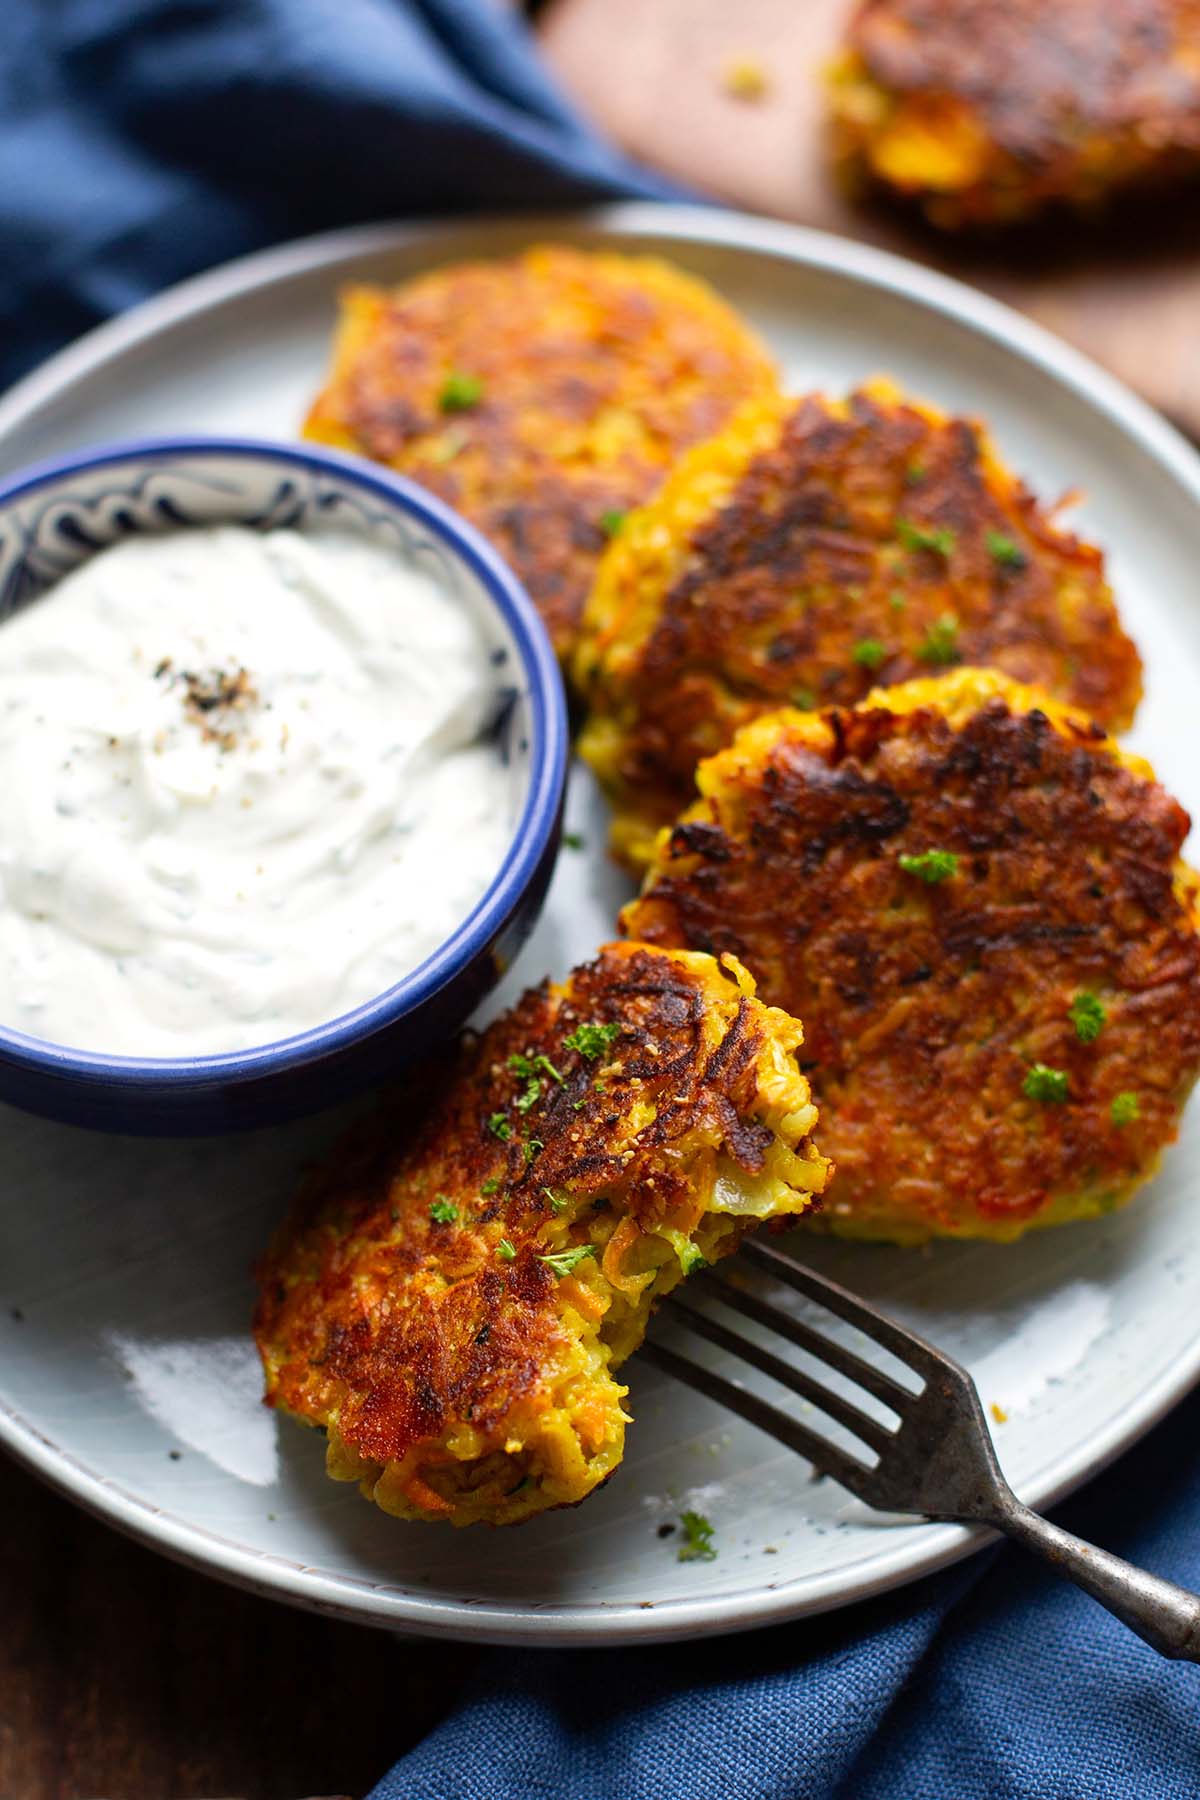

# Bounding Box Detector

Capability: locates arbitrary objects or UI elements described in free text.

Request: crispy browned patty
[623,671,1200,1242]
[254,942,828,1525]
[576,384,1142,868]
[829,0,1200,227]
[303,246,779,655]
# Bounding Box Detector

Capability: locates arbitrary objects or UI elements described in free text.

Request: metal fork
[644,1237,1200,1661]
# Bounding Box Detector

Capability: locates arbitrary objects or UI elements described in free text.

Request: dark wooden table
[0,1452,480,1798]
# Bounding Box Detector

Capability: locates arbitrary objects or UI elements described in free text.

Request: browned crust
[255,944,795,1468]
[624,682,1200,1237]
[588,389,1141,848]
[838,0,1200,223]
[302,248,778,653]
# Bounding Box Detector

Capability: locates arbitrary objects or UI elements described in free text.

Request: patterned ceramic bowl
[0,437,567,1133]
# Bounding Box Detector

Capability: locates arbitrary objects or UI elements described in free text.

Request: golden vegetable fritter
[254,943,829,1526]
[828,0,1200,228]
[576,383,1141,868]
[623,671,1200,1244]
[303,246,779,654]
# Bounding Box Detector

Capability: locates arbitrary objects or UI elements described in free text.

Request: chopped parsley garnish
[897,518,956,559]
[523,1137,544,1166]
[985,529,1026,569]
[1069,991,1106,1043]
[515,1077,542,1114]
[600,509,627,538]
[898,849,959,884]
[678,1244,708,1276]
[905,460,926,486]
[1111,1091,1140,1127]
[538,1243,596,1277]
[563,1020,622,1061]
[429,1197,458,1224]
[562,830,586,851]
[1023,1063,1069,1104]
[487,1112,512,1141]
[508,1051,563,1085]
[678,1509,717,1562]
[543,1187,569,1215]
[852,638,887,671]
[438,370,485,412]
[480,1175,501,1196]
[916,611,960,666]
[791,686,816,711]
[496,1238,517,1262]
[888,589,907,611]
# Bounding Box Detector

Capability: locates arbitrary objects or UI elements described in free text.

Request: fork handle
[991,1497,1200,1662]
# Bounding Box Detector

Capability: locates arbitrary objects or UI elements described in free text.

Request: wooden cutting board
[537,0,1200,442]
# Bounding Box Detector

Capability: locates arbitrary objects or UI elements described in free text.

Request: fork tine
[741,1238,943,1375]
[640,1339,877,1499]
[702,1270,917,1415]
[667,1292,896,1455]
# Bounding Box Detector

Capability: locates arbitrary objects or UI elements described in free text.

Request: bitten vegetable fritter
[623,671,1200,1243]
[576,383,1141,869]
[254,943,829,1526]
[828,0,1200,229]
[302,246,779,655]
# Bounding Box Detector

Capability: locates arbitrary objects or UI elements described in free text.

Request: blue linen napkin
[373,1387,1200,1800]
[2,4,1197,1795]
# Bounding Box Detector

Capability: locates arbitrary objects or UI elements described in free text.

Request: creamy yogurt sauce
[0,525,516,1056]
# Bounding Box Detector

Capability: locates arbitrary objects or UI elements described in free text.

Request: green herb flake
[898,849,959,885]
[487,1112,512,1141]
[1023,1063,1069,1104]
[538,1243,597,1277]
[429,1197,458,1224]
[508,1051,563,1085]
[905,460,926,486]
[791,686,817,711]
[897,517,956,559]
[563,1020,622,1061]
[515,1076,542,1114]
[562,830,586,851]
[888,589,907,612]
[852,638,887,672]
[543,1187,570,1216]
[678,1509,717,1562]
[679,1244,708,1276]
[600,509,627,539]
[1069,991,1106,1044]
[1111,1091,1140,1127]
[496,1238,517,1262]
[438,370,485,413]
[523,1137,544,1167]
[480,1175,501,1196]
[916,611,960,666]
[985,529,1027,570]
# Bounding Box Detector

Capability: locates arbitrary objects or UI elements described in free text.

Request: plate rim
[1,199,1199,1646]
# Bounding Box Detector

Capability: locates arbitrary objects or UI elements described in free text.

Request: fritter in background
[304,245,779,655]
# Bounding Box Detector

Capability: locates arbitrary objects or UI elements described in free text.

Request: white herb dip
[0,525,516,1056]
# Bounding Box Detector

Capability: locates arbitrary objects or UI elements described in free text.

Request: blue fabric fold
[0,0,672,393]
[2,5,1196,1795]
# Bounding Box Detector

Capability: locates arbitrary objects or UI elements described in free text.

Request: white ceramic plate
[1,205,1199,1647]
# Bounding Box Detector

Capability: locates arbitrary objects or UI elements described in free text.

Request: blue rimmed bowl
[0,437,568,1134]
